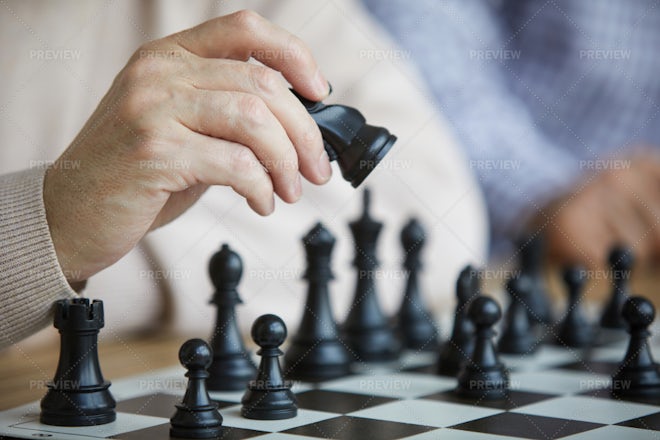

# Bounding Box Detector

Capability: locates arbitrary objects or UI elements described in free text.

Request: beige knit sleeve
[0,168,77,349]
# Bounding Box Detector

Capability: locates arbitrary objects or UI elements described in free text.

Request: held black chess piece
[456,296,509,400]
[437,265,479,376]
[206,244,257,391]
[343,190,401,362]
[40,298,116,426]
[395,218,439,351]
[284,223,351,381]
[498,275,537,354]
[242,315,297,420]
[555,266,593,348]
[517,235,552,324]
[170,339,224,439]
[293,89,396,187]
[611,296,660,398]
[601,247,634,329]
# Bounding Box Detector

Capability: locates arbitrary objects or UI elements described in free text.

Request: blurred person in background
[363,0,660,269]
[0,0,486,349]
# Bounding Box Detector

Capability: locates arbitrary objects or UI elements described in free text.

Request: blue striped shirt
[362,0,660,253]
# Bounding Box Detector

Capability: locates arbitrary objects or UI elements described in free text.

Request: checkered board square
[2,334,660,440]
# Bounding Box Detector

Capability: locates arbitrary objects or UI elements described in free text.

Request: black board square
[556,360,618,376]
[283,415,434,440]
[114,422,265,440]
[421,389,556,410]
[581,387,660,406]
[449,412,603,439]
[294,389,397,414]
[617,411,660,431]
[117,393,235,418]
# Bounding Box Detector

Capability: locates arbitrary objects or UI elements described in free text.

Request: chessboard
[2,333,660,440]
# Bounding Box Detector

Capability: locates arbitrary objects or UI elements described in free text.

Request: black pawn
[242,315,297,420]
[41,298,116,426]
[555,267,593,348]
[456,296,509,400]
[343,189,401,361]
[437,265,479,376]
[601,247,634,329]
[517,235,552,324]
[395,218,439,351]
[612,296,660,398]
[499,276,537,354]
[207,244,256,391]
[170,339,223,439]
[284,223,351,381]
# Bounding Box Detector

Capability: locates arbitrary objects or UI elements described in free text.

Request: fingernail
[318,150,332,181]
[315,69,330,98]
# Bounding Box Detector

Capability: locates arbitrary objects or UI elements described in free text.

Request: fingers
[185,59,331,184]
[627,171,660,258]
[604,191,652,260]
[180,130,275,215]
[176,88,302,203]
[546,195,611,268]
[172,10,329,101]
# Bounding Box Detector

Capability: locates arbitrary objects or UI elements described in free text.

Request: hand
[539,153,660,269]
[43,10,332,283]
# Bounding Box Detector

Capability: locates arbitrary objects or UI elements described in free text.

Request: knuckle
[117,89,147,119]
[250,65,281,96]
[282,150,299,174]
[236,94,269,127]
[248,173,273,201]
[231,147,260,175]
[118,88,156,119]
[123,52,163,84]
[229,9,263,31]
[301,124,323,151]
[285,35,308,62]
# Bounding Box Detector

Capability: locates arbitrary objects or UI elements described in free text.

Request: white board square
[560,424,660,440]
[221,404,337,432]
[14,412,166,437]
[510,370,610,394]
[320,372,455,398]
[349,399,501,428]
[512,395,659,424]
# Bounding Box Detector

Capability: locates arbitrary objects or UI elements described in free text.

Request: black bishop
[395,218,439,351]
[284,222,351,381]
[207,244,257,391]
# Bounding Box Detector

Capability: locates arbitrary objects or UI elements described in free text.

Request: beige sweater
[0,168,77,346]
[0,0,488,350]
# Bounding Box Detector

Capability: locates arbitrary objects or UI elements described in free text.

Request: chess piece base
[241,388,297,420]
[40,382,115,426]
[456,364,509,400]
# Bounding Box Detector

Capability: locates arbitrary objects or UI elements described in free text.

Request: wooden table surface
[1,265,658,411]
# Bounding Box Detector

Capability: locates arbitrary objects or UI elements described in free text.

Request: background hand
[541,152,660,268]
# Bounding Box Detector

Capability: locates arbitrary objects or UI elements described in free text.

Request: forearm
[0,168,78,349]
